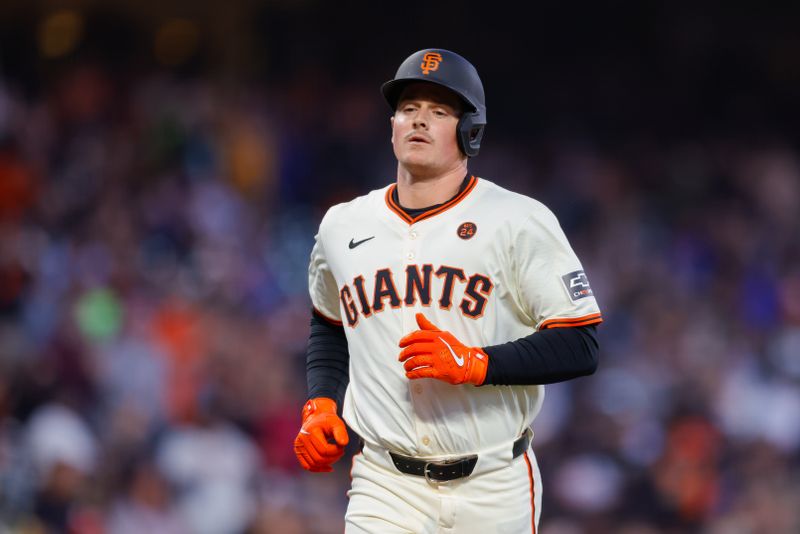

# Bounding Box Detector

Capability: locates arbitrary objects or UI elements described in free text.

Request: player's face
[391,82,465,177]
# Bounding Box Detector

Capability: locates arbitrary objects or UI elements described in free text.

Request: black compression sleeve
[482,325,599,385]
[306,311,350,406]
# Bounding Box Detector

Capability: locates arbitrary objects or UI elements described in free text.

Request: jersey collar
[385,175,478,225]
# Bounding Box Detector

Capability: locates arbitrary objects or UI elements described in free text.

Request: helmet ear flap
[457,112,485,157]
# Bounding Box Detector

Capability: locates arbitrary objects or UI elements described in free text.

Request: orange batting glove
[398,313,489,386]
[293,397,349,472]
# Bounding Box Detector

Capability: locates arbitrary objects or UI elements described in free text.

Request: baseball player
[294,48,602,533]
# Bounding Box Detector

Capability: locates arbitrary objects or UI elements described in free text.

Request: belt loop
[512,428,532,459]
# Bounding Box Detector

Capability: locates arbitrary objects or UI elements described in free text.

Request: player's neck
[395,163,469,209]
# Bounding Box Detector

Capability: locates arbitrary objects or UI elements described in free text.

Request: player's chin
[399,155,437,175]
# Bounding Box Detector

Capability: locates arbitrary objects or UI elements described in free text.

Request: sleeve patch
[561,270,593,301]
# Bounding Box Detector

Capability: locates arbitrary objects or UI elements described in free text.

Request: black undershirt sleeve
[482,325,599,385]
[305,310,598,398]
[306,310,350,406]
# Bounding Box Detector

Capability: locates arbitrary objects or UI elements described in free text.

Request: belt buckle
[423,455,477,484]
[423,461,437,484]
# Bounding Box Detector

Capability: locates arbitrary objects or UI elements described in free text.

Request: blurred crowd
[1,44,800,534]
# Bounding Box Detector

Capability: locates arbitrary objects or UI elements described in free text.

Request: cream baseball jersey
[308,176,602,457]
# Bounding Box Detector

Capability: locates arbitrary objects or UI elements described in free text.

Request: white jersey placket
[401,220,435,455]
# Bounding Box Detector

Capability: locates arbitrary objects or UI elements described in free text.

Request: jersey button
[409,230,417,239]
[414,384,423,394]
[422,436,431,446]
[407,252,415,260]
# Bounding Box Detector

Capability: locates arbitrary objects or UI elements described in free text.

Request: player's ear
[390,116,395,143]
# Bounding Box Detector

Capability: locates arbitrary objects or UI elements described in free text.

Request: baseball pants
[345,438,542,534]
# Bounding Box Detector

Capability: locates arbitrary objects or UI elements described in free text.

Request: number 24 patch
[457,222,477,240]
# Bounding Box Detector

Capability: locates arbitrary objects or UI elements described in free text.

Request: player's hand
[293,397,349,472]
[398,313,489,386]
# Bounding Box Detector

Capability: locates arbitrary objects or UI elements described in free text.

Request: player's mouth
[406,133,432,144]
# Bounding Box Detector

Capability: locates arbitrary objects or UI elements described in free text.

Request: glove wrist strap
[467,348,489,386]
[302,397,338,422]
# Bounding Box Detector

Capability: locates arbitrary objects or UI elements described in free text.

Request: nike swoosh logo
[349,236,375,249]
[440,336,465,367]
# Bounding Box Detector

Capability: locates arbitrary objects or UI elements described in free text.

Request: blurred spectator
[106,458,188,534]
[155,397,261,534]
[25,402,98,532]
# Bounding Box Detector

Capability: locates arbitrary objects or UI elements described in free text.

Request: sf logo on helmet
[420,52,443,75]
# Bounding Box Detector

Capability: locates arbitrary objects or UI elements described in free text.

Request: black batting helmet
[381,48,486,157]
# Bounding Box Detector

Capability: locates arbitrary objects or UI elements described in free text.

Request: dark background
[1,1,799,533]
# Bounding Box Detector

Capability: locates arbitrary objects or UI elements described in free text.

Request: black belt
[388,431,531,482]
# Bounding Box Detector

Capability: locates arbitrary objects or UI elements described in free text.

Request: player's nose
[412,114,429,129]
[411,107,431,129]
